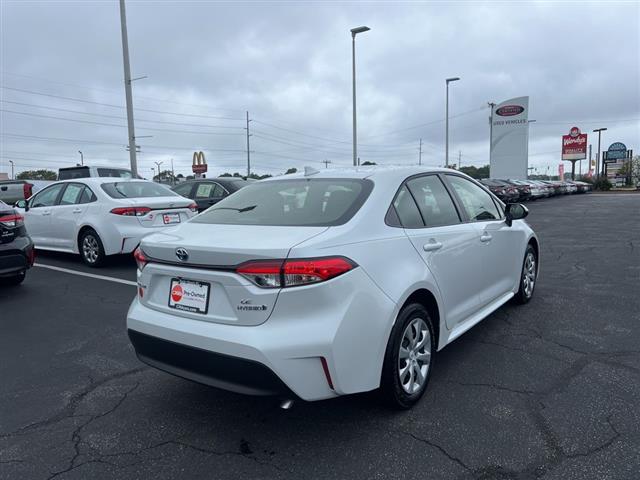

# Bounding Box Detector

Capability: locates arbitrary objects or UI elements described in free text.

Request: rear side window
[446,175,501,221]
[97,168,133,179]
[392,185,423,228]
[195,183,216,199]
[59,184,85,205]
[101,182,177,199]
[406,176,460,227]
[192,178,372,227]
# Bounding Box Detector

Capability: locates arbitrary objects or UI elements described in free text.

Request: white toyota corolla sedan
[15,178,197,267]
[127,166,539,408]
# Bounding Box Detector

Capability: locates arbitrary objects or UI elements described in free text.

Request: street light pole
[593,128,607,180]
[351,26,370,167]
[445,77,460,168]
[78,150,83,166]
[119,0,138,178]
[154,161,163,180]
[9,160,14,180]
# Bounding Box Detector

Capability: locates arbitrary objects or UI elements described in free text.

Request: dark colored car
[0,200,35,285]
[171,178,250,212]
[479,179,520,203]
[497,179,532,202]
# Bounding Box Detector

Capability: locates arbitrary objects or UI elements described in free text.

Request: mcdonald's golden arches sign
[192,151,208,174]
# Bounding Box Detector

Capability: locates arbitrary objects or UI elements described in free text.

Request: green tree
[219,172,232,177]
[16,169,57,180]
[153,169,176,184]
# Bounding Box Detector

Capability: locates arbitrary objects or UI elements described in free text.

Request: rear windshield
[101,182,177,199]
[58,167,90,180]
[192,178,373,226]
[97,168,133,179]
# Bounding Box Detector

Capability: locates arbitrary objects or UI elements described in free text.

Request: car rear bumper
[128,329,295,396]
[126,267,397,401]
[0,237,34,277]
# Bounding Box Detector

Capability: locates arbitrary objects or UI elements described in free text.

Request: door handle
[480,232,492,243]
[423,240,443,252]
[42,211,51,216]
[72,208,83,213]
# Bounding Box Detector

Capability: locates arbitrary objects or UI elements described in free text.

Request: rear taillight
[188,203,198,213]
[0,214,24,228]
[110,207,151,216]
[133,247,148,271]
[23,183,33,199]
[236,257,356,288]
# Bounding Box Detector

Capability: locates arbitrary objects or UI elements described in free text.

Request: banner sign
[192,151,208,174]
[490,96,529,180]
[606,142,627,161]
[562,127,587,161]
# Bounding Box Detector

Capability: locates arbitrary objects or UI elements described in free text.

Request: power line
[1,86,244,120]
[0,100,245,129]
[0,109,245,135]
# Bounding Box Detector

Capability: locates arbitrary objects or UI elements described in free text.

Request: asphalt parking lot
[1,193,639,480]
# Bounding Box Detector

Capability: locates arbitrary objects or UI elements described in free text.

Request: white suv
[127,167,539,408]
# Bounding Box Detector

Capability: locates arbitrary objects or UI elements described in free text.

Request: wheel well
[528,237,539,260]
[402,289,440,349]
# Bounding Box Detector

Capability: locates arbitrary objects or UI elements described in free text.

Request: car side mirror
[505,203,528,227]
[14,200,28,211]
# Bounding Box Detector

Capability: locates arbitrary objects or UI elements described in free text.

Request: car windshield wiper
[213,205,257,213]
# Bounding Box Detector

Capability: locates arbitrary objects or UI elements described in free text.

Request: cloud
[1,1,638,178]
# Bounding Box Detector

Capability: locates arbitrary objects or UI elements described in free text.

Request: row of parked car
[478,178,592,203]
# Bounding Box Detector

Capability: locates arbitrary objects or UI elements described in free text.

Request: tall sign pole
[593,128,607,180]
[119,0,138,177]
[488,102,495,167]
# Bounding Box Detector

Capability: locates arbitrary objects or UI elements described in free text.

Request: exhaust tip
[279,399,294,410]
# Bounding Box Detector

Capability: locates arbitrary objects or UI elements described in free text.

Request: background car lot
[1,194,639,480]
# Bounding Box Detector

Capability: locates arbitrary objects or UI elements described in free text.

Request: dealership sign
[490,96,530,180]
[561,127,588,161]
[605,142,627,162]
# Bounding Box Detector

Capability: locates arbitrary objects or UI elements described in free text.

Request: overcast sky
[1,0,639,179]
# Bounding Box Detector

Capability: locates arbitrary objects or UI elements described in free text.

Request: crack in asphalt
[395,429,472,473]
[0,366,147,440]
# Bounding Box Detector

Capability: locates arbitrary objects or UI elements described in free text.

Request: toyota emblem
[175,248,189,262]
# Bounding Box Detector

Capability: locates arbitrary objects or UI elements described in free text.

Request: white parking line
[34,263,137,287]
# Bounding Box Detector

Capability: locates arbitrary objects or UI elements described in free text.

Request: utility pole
[588,144,592,177]
[593,128,607,180]
[322,159,332,169]
[171,158,175,185]
[458,150,462,169]
[154,161,163,180]
[418,138,423,166]
[245,111,252,178]
[119,0,138,177]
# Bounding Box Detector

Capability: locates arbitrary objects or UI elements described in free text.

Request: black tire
[2,270,26,286]
[380,303,435,409]
[514,244,538,304]
[79,229,106,267]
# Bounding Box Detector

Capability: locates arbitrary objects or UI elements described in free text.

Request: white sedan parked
[15,178,197,267]
[127,166,539,408]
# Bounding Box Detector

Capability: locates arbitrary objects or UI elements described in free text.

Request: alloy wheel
[522,252,536,298]
[82,235,99,264]
[398,318,431,394]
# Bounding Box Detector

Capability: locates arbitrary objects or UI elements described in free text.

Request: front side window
[446,175,501,221]
[29,183,65,208]
[406,176,460,227]
[192,178,372,227]
[101,182,177,199]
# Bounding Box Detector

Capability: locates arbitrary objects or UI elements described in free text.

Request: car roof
[261,165,459,186]
[50,178,149,186]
